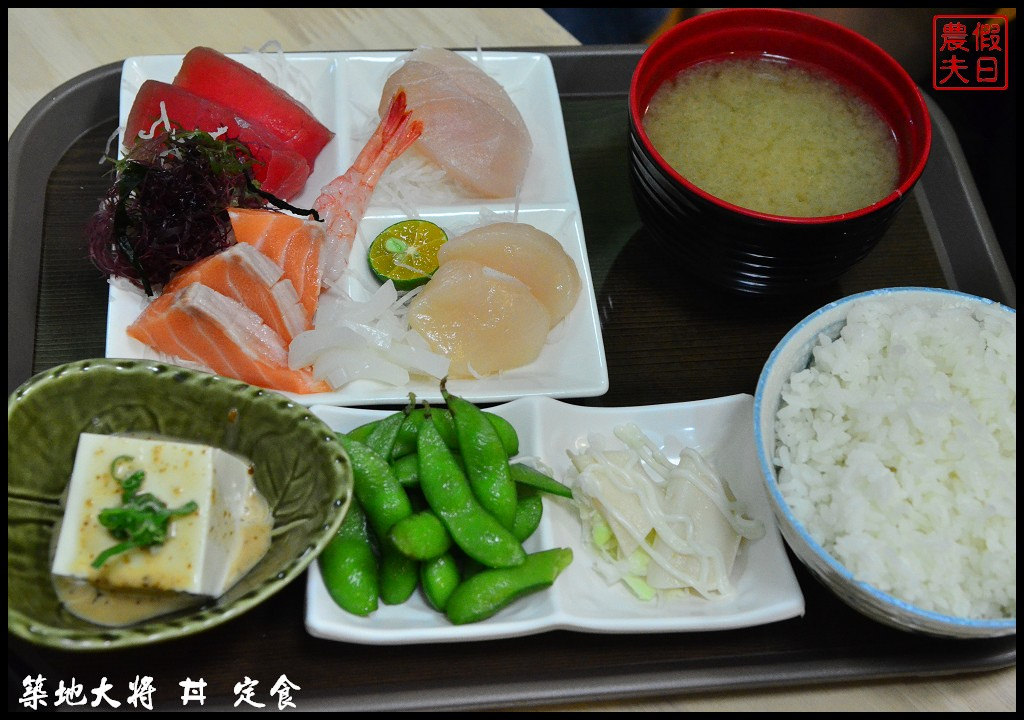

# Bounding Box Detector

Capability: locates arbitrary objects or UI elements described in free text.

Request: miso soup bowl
[628,8,932,296]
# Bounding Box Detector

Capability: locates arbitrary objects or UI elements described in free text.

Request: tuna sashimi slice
[228,208,324,320]
[437,222,581,327]
[126,283,328,394]
[164,243,309,343]
[173,46,334,169]
[379,47,533,198]
[409,258,550,378]
[123,80,310,199]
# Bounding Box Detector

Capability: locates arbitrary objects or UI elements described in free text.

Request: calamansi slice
[368,219,448,290]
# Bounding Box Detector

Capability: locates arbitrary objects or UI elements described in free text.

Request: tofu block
[52,433,270,597]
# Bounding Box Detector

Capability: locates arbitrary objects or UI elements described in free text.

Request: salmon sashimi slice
[127,283,328,394]
[408,258,550,378]
[163,243,309,343]
[379,47,533,198]
[227,208,324,319]
[436,222,581,328]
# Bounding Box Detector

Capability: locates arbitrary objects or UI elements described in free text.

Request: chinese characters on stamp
[933,15,1009,90]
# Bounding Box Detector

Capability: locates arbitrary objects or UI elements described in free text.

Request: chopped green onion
[91,460,198,569]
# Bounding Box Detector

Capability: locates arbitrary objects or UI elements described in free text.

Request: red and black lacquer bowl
[628,8,932,296]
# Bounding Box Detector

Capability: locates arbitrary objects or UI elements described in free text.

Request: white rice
[773,296,1016,619]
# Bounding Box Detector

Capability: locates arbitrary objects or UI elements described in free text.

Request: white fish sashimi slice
[379,47,532,198]
[409,258,550,378]
[402,47,526,130]
[437,221,582,327]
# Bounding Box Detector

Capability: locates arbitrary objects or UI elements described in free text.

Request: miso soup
[642,57,900,218]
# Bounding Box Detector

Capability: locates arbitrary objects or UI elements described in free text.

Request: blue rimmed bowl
[8,358,352,650]
[753,287,1016,638]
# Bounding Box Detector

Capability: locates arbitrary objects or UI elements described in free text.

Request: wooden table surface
[6,7,1015,712]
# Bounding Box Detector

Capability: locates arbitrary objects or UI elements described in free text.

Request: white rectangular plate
[305,395,805,645]
[105,50,608,406]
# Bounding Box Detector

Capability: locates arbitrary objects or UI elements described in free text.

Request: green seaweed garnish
[91,456,198,569]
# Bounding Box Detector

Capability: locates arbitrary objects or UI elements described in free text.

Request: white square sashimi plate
[305,394,805,645]
[105,50,608,406]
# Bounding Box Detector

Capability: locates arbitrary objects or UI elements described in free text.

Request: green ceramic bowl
[8,358,352,650]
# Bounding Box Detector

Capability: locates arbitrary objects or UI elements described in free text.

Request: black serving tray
[7,46,1015,711]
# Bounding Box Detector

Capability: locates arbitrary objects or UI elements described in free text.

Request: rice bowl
[754,287,1016,638]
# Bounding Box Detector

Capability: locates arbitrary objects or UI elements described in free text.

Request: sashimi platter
[30,44,802,646]
[102,46,609,405]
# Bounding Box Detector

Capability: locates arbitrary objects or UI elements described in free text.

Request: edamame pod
[416,414,525,568]
[483,412,519,457]
[343,421,378,445]
[388,510,452,561]
[317,499,379,616]
[336,434,413,537]
[445,548,574,625]
[390,409,427,458]
[511,488,544,542]
[509,462,574,499]
[390,451,467,487]
[443,383,518,531]
[379,544,419,605]
[420,553,461,612]
[391,408,519,459]
[389,452,421,487]
[364,409,406,461]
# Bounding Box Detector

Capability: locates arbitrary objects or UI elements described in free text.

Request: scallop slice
[437,222,581,327]
[408,258,550,378]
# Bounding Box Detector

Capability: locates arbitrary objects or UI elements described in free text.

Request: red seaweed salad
[87,129,268,296]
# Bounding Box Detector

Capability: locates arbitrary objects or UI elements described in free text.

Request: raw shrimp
[314,90,424,286]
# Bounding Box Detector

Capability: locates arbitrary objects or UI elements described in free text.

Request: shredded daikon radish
[374,149,470,206]
[244,40,314,108]
[136,101,172,142]
[101,127,122,164]
[568,424,764,601]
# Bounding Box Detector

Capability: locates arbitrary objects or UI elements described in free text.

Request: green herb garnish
[91,455,198,569]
